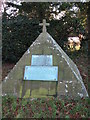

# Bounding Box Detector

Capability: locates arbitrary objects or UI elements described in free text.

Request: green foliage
[12,101,17,111]
[65,115,70,118]
[2,2,88,63]
[2,96,90,118]
[2,15,41,63]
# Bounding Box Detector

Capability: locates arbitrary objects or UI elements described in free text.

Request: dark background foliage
[2,2,89,63]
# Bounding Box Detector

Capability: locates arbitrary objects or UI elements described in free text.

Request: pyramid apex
[39,19,50,33]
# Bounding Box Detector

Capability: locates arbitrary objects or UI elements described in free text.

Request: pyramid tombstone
[2,19,88,98]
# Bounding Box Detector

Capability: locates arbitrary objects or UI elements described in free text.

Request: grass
[2,96,90,118]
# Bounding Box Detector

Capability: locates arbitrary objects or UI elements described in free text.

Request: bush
[2,15,41,63]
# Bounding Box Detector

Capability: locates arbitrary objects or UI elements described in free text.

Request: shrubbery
[2,2,88,63]
[2,15,41,63]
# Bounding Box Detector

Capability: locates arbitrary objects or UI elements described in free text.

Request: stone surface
[1,20,88,98]
[39,19,50,33]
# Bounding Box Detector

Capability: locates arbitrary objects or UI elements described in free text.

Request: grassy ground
[2,51,90,118]
[2,96,89,118]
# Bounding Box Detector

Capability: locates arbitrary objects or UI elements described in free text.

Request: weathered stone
[1,19,88,98]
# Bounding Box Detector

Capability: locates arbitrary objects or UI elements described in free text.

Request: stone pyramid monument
[2,19,88,98]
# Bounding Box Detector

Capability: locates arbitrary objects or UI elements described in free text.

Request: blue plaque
[24,66,58,81]
[31,55,53,66]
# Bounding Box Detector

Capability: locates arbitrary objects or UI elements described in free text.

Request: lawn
[2,96,89,118]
